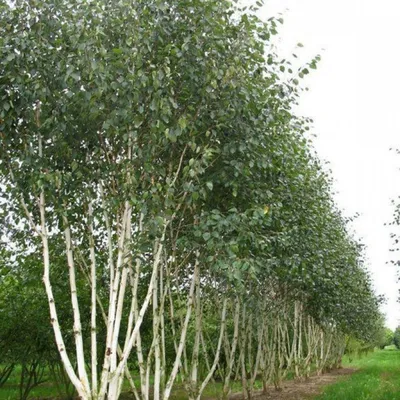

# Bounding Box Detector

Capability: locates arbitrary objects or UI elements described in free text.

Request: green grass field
[316,349,400,400]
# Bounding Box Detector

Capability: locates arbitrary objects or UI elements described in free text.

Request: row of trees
[394,328,400,348]
[0,0,384,399]
[374,327,400,350]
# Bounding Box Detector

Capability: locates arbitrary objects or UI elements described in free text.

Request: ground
[228,369,356,400]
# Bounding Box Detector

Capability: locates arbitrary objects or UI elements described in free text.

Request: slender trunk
[200,332,214,382]
[37,133,88,399]
[246,312,254,400]
[293,301,299,378]
[100,182,115,303]
[128,224,148,400]
[189,263,202,399]
[145,340,155,400]
[98,204,130,400]
[318,330,324,375]
[110,206,132,373]
[153,263,161,400]
[196,298,227,400]
[222,298,240,399]
[322,329,334,371]
[163,258,198,400]
[42,235,87,398]
[108,230,167,399]
[272,320,281,390]
[297,303,303,378]
[63,217,91,393]
[240,304,248,400]
[250,320,264,389]
[159,263,167,393]
[88,201,98,397]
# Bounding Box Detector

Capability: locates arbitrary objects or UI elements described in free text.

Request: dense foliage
[0,0,383,399]
[394,327,400,349]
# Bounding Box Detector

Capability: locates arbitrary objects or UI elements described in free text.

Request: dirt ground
[230,368,357,400]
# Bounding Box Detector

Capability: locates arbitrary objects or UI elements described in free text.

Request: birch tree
[0,0,284,397]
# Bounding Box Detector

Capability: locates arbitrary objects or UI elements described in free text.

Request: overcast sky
[255,0,400,329]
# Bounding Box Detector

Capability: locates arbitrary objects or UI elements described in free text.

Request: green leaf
[202,232,211,241]
[178,116,187,130]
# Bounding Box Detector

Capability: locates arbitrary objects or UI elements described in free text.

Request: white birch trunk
[189,263,202,399]
[98,204,130,400]
[88,201,98,397]
[196,298,227,400]
[40,204,90,398]
[107,229,167,399]
[33,134,90,399]
[100,182,115,301]
[159,262,167,393]
[63,217,91,393]
[222,298,240,399]
[163,259,198,400]
[153,262,161,400]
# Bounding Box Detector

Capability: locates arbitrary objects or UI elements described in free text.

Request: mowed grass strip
[315,350,400,400]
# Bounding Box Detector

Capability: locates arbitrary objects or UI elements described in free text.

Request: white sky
[256,0,400,330]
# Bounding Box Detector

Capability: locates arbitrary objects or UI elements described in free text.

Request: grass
[0,365,57,400]
[315,349,400,400]
[0,384,57,400]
